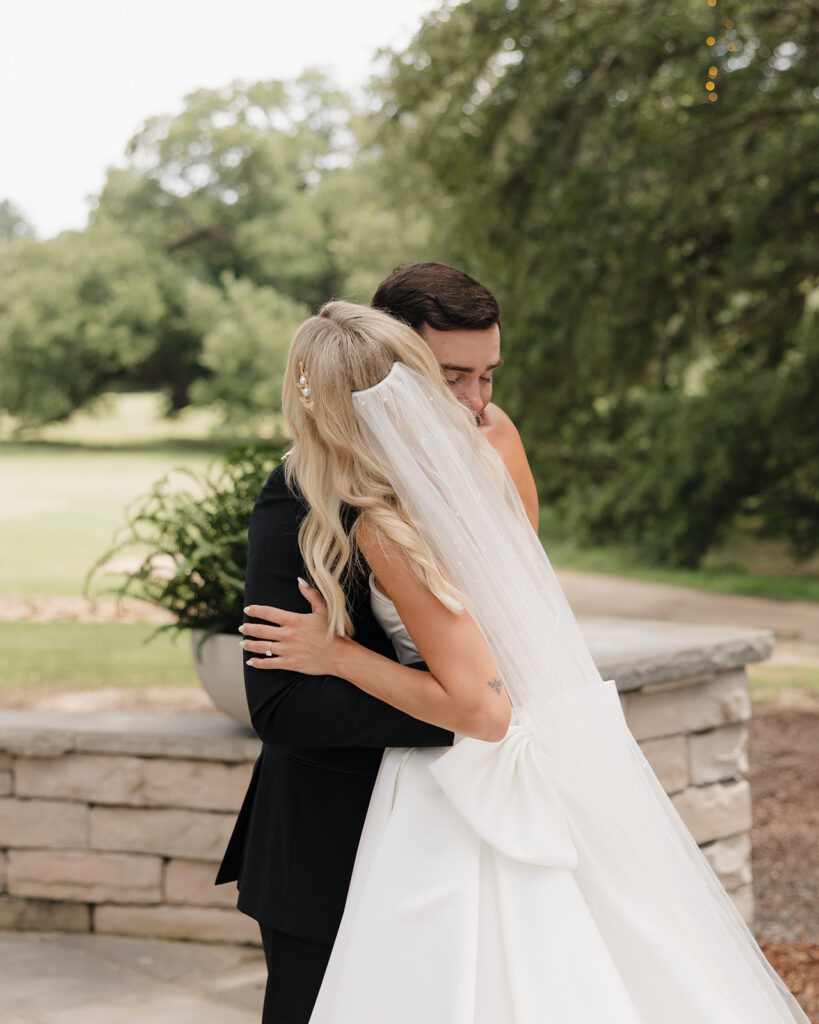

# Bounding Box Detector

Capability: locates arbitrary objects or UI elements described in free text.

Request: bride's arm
[244,522,511,743]
[343,520,511,741]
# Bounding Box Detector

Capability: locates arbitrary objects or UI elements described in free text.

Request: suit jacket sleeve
[243,467,454,749]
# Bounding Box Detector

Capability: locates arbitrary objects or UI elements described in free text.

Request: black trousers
[259,924,334,1024]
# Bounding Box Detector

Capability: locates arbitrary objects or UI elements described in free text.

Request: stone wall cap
[0,710,260,761]
[579,616,774,692]
[0,618,774,755]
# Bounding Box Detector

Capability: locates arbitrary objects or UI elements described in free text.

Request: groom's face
[420,323,502,422]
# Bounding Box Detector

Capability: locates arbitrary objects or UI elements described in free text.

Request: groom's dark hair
[371,262,500,334]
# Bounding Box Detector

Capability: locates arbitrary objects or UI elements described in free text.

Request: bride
[242,301,808,1023]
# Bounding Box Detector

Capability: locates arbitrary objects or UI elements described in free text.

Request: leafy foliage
[0,199,34,242]
[92,72,438,310]
[376,0,819,564]
[0,227,164,424]
[86,446,283,633]
[186,273,310,421]
[5,17,816,567]
[94,72,357,305]
[0,73,436,429]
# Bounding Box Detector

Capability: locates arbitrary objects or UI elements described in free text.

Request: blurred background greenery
[1,0,817,699]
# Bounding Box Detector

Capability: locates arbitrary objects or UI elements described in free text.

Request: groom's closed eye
[444,374,494,385]
[441,360,501,376]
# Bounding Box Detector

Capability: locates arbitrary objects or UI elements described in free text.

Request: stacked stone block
[624,671,753,921]
[0,715,260,944]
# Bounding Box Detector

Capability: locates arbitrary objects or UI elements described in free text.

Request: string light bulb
[704,0,729,105]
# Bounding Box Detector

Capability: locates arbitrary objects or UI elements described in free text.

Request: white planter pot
[191,630,251,727]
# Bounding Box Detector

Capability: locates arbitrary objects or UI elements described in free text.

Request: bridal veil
[344,361,808,1024]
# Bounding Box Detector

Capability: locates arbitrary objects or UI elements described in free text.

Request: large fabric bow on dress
[429,724,578,869]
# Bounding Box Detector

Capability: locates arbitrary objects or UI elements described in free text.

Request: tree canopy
[1,74,433,425]
[0,200,34,242]
[2,3,816,565]
[93,72,357,306]
[375,0,818,563]
[0,227,163,424]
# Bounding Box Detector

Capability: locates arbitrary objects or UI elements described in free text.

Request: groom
[216,262,538,1022]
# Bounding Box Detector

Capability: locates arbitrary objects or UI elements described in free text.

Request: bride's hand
[240,578,346,676]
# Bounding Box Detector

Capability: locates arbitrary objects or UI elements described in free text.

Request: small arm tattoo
[486,678,502,695]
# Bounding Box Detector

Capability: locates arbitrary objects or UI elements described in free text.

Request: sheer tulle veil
[350,361,808,1023]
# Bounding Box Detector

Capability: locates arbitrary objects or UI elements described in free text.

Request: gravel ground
[751,703,819,943]
[750,700,819,1020]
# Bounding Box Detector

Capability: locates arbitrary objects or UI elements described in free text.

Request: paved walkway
[557,569,819,666]
[0,932,265,1023]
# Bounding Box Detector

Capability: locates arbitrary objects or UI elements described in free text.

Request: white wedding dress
[308,361,806,1024]
[308,578,662,1023]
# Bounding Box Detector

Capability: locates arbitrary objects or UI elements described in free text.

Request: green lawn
[4,389,817,604]
[0,391,285,598]
[1,390,816,699]
[540,513,819,603]
[5,391,221,448]
[6,441,817,602]
[747,662,819,702]
[2,621,814,699]
[0,622,198,689]
[0,444,220,596]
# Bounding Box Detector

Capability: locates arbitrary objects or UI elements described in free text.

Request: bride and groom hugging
[215,261,538,1022]
[216,262,808,1024]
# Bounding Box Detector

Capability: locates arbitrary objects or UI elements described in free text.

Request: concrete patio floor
[0,932,265,1023]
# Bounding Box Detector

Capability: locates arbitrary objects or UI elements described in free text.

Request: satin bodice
[368,572,422,666]
[367,572,525,740]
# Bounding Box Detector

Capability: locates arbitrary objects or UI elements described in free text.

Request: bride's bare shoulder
[355,518,408,593]
[480,403,539,529]
[356,517,452,618]
[481,400,516,433]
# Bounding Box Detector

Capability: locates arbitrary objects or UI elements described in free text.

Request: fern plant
[87,445,283,635]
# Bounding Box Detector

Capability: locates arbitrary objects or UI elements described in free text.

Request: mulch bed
[751,702,819,1021]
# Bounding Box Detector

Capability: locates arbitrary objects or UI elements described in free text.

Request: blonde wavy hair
[282,300,502,636]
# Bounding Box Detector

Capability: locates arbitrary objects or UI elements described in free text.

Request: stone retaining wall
[622,671,754,921]
[0,618,771,944]
[0,713,260,945]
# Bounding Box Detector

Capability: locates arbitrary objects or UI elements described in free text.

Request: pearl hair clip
[297,362,314,411]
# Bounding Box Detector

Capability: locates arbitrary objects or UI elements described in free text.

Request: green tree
[377,0,819,563]
[125,256,211,412]
[186,274,310,423]
[83,72,435,417]
[0,227,164,425]
[1,71,438,429]
[93,72,357,307]
[0,200,34,242]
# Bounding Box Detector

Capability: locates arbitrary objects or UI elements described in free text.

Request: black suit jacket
[215,463,453,943]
